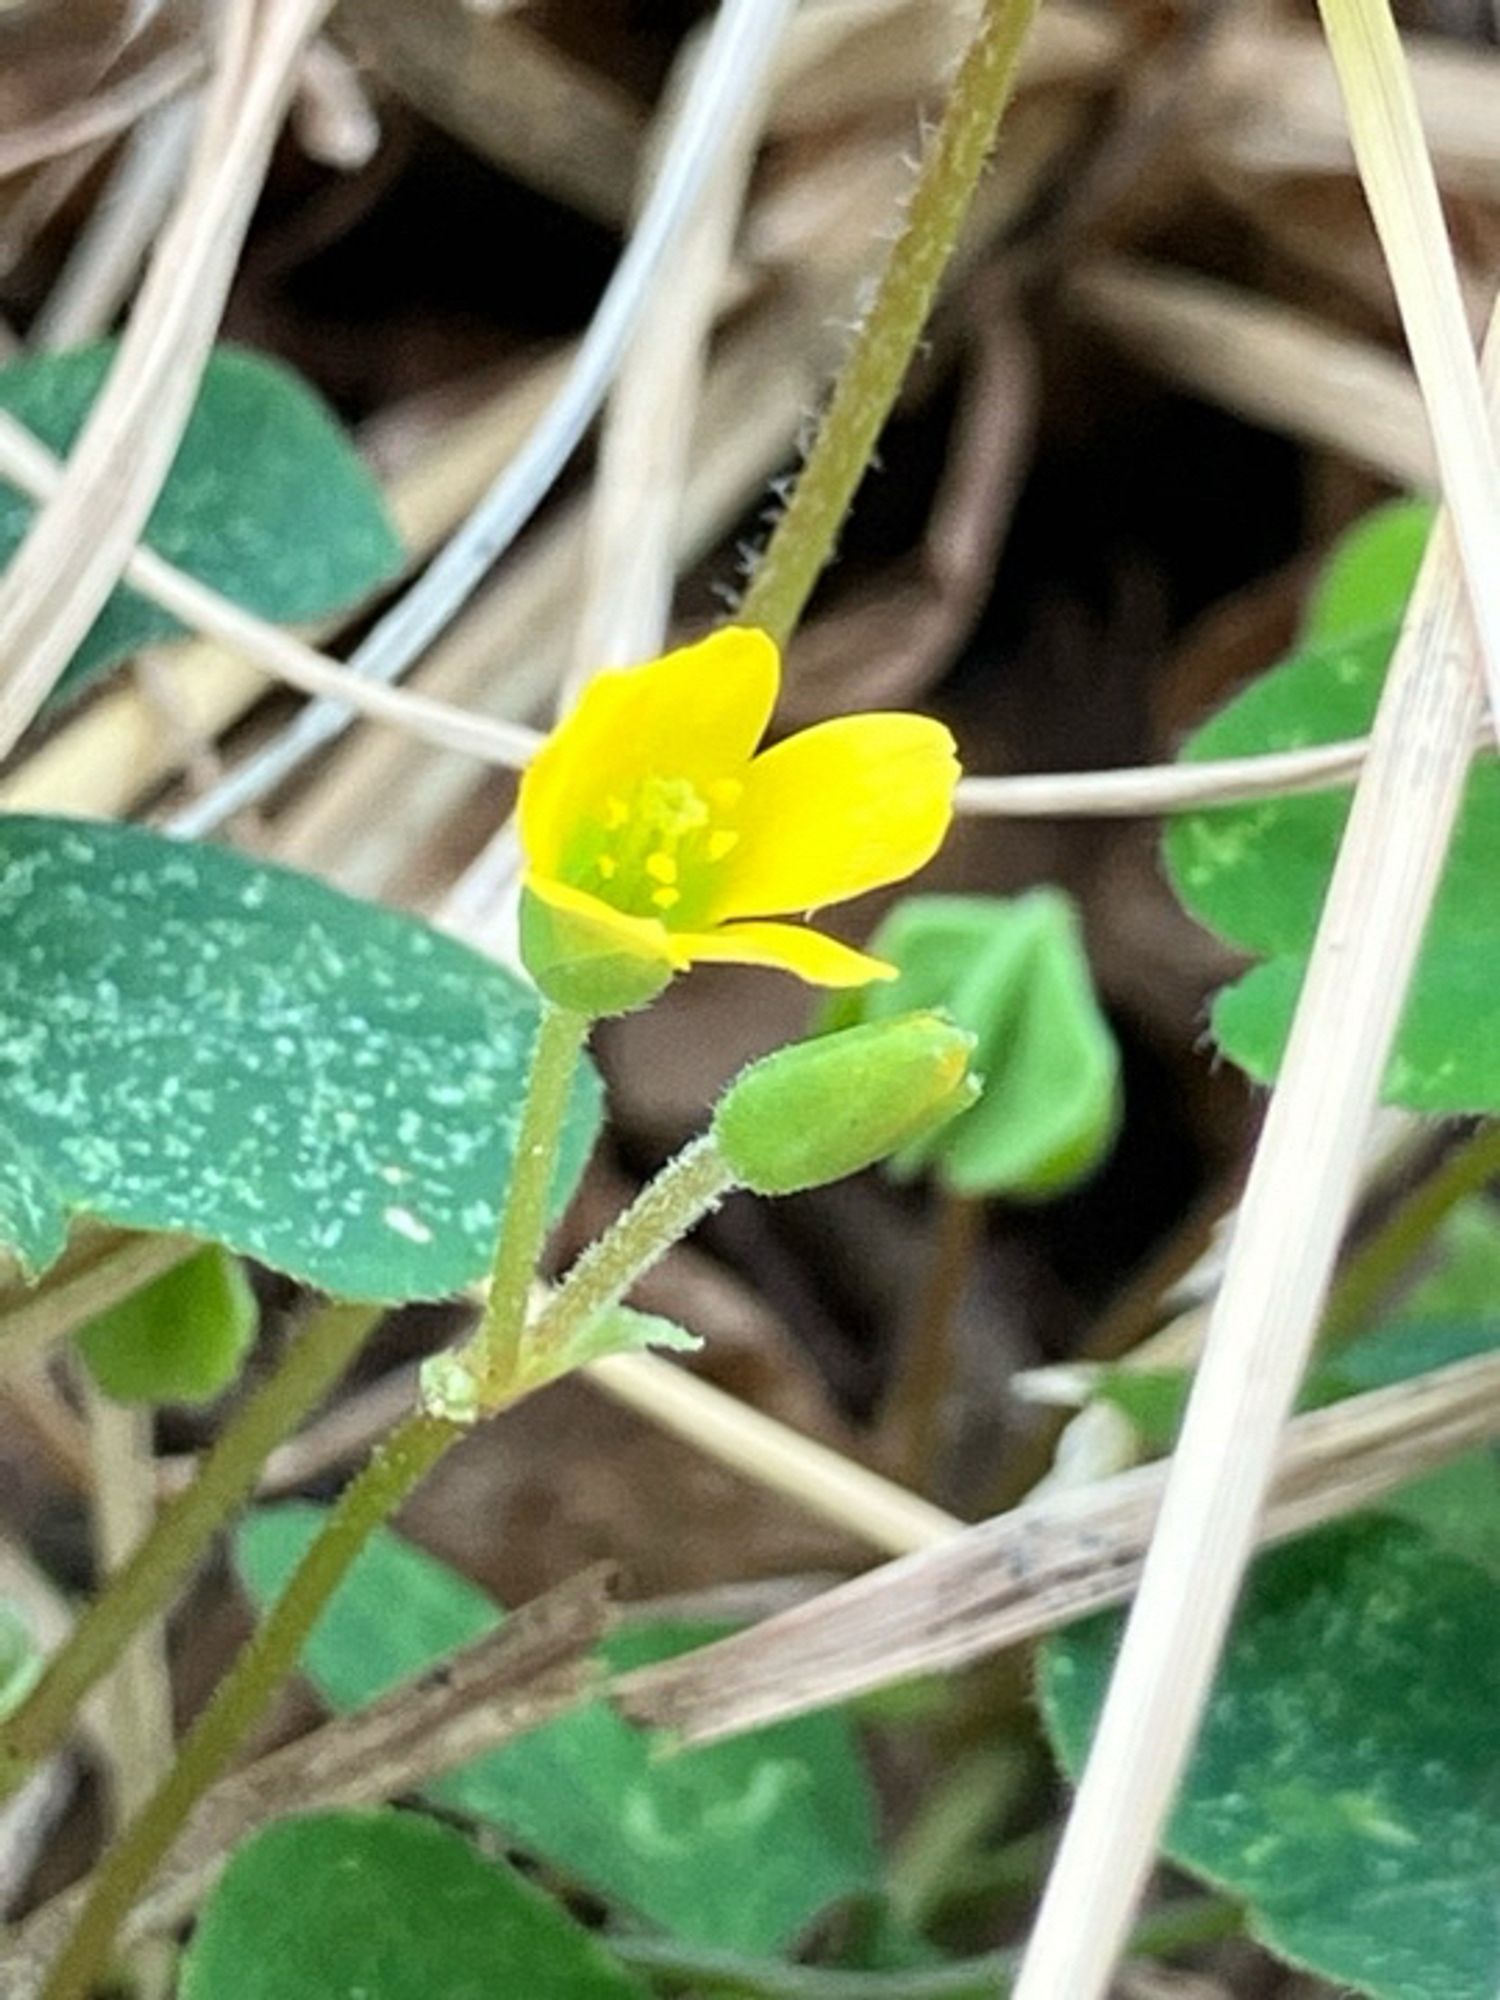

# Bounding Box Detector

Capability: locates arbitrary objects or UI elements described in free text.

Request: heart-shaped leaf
[0,816,599,1300]
[181,1811,650,2000]
[0,343,402,707]
[1042,1517,1500,2000]
[1163,502,1500,1110]
[235,1505,880,1953]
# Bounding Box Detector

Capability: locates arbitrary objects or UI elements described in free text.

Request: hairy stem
[523,1134,736,1372]
[0,1299,379,1802]
[738,0,1038,646]
[470,1003,590,1401]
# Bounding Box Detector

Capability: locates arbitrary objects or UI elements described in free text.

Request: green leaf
[1301,499,1432,647]
[823,892,1120,1199]
[235,1505,880,1952]
[0,816,599,1299]
[76,1245,257,1405]
[181,1811,650,2000]
[0,343,402,707]
[1042,1517,1500,2000]
[1164,501,1500,1109]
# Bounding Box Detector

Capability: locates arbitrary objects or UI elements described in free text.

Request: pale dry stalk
[0,0,330,761]
[1010,2,1500,1985]
[1069,258,1435,488]
[0,389,1484,822]
[79,1385,174,1829]
[440,0,791,947]
[615,1346,1500,1742]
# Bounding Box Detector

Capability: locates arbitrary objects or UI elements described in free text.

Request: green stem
[937,1825,1057,1911]
[41,1408,459,2000]
[470,1002,589,1400]
[611,1894,1240,1998]
[0,1298,379,1803]
[737,0,1038,647]
[523,1133,736,1373]
[1322,1119,1500,1342]
[885,1747,1038,1928]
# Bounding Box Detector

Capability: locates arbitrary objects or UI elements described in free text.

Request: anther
[651,887,681,911]
[707,830,739,862]
[596,855,618,880]
[645,853,678,885]
[603,796,629,831]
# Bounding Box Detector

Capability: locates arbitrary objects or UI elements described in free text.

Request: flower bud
[713,1013,979,1196]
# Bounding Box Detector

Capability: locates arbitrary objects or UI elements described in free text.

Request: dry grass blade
[340,0,645,227]
[80,1386,174,1829]
[1010,2,1500,1980]
[0,0,330,764]
[0,38,201,180]
[614,1347,1500,1744]
[0,413,541,769]
[586,1351,960,1557]
[1069,258,1435,489]
[441,1,787,946]
[31,92,198,351]
[2,398,1447,823]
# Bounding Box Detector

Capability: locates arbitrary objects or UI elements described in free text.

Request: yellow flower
[517,627,960,1013]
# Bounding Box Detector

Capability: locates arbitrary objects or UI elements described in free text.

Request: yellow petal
[519,628,780,875]
[524,872,691,970]
[675,920,897,987]
[709,714,959,920]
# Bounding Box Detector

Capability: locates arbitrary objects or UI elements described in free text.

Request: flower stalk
[738,0,1039,647]
[522,1135,738,1378]
[462,1002,590,1408]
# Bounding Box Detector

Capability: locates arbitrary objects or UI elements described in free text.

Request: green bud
[519,887,675,1018]
[713,1013,979,1196]
[818,891,1121,1200]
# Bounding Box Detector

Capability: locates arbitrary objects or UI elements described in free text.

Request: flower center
[565,773,741,926]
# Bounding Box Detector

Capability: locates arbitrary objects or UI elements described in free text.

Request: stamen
[596,855,618,880]
[603,796,629,831]
[651,887,681,911]
[646,852,678,885]
[707,829,739,862]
